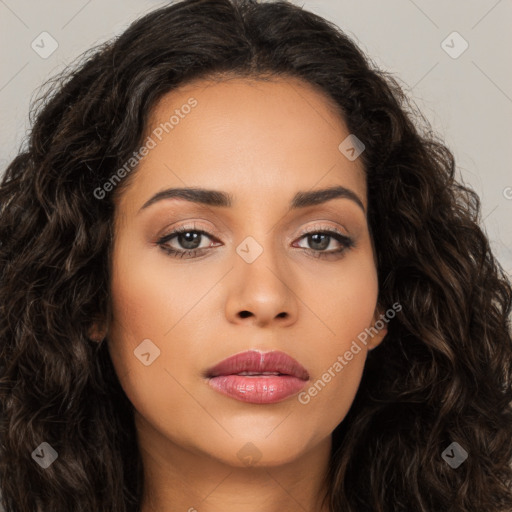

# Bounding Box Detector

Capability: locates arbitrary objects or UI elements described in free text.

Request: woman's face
[105,76,387,468]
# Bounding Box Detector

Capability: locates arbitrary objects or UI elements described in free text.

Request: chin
[205,431,323,469]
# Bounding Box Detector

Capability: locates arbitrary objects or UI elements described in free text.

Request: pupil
[309,233,329,251]
[179,232,200,250]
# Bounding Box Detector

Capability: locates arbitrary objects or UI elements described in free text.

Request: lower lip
[207,375,308,404]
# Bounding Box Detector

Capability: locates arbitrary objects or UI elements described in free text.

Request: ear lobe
[88,318,107,343]
[367,308,389,351]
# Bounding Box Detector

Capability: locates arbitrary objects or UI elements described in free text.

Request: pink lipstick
[205,350,309,404]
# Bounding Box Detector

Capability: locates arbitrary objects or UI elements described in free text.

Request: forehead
[117,76,366,213]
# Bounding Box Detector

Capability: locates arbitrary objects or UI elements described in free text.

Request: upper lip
[206,350,309,380]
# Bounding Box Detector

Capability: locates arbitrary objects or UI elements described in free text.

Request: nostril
[239,311,252,318]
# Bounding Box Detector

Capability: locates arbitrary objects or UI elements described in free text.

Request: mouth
[205,350,309,404]
[205,349,310,380]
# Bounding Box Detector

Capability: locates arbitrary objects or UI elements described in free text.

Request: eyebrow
[138,185,365,213]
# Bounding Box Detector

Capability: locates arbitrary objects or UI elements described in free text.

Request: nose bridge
[227,225,297,325]
[232,202,282,273]
[236,228,284,291]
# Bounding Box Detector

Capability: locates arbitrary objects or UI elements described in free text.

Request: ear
[88,317,107,343]
[367,306,389,351]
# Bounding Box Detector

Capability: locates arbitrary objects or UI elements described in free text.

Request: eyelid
[155,220,220,241]
[296,222,349,237]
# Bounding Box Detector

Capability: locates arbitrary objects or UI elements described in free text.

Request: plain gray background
[0,0,511,274]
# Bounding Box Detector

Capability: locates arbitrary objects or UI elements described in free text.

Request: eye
[293,226,354,259]
[156,226,219,259]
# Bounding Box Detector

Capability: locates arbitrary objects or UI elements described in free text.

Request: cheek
[106,242,167,395]
[106,238,212,414]
[297,352,366,428]
[108,236,198,345]
[294,248,378,427]
[301,241,379,347]
[106,269,193,436]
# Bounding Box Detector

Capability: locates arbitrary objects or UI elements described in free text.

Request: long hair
[1,1,511,510]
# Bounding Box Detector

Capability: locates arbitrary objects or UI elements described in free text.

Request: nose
[224,242,298,328]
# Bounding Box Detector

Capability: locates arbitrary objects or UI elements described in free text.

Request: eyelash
[157,223,355,260]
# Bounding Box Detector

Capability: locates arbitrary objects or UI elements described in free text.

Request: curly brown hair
[1,0,511,511]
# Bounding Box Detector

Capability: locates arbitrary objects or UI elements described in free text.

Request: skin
[96,76,388,512]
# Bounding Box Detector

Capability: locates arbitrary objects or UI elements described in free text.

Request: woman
[1,0,511,511]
